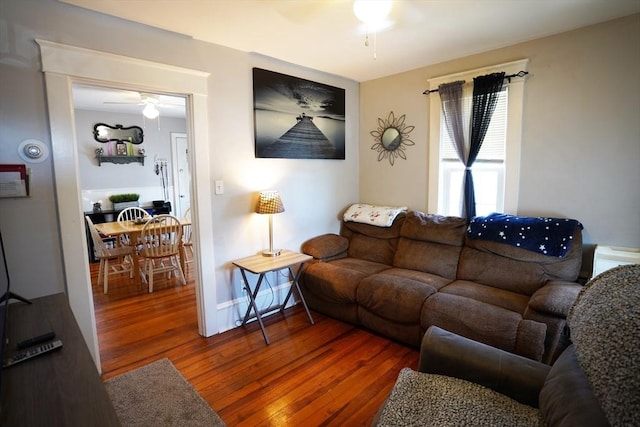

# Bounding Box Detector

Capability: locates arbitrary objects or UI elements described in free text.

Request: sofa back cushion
[457,228,583,295]
[393,212,467,279]
[341,213,405,265]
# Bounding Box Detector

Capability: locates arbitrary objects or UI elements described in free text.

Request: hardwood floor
[91,261,419,426]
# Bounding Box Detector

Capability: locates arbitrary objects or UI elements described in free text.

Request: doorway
[38,39,218,370]
[171,132,191,219]
[73,84,196,360]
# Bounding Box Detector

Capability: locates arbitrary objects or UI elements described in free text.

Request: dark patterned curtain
[464,72,505,219]
[438,81,466,164]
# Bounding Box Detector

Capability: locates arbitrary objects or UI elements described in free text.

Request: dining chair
[138,215,186,292]
[181,207,194,273]
[85,215,134,294]
[116,206,151,247]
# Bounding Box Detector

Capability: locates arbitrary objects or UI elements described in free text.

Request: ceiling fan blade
[103,100,143,105]
[157,102,185,108]
[274,0,337,23]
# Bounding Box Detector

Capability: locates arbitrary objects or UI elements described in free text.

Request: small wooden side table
[232,250,314,344]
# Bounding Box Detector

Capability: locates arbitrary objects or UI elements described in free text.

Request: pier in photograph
[259,114,337,159]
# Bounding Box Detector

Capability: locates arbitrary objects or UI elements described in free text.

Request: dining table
[94,218,191,285]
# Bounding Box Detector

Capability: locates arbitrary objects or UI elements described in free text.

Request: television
[0,230,10,405]
[0,230,28,408]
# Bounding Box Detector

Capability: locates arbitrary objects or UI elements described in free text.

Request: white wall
[360,14,640,273]
[75,109,186,212]
[0,0,359,318]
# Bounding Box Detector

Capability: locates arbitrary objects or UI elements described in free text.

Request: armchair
[374,264,639,426]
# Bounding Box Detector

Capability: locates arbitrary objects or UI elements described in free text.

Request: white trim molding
[427,59,529,215]
[36,39,216,370]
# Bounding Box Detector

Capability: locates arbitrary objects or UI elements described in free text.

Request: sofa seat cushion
[421,293,546,361]
[301,258,389,304]
[373,267,452,291]
[357,272,441,324]
[328,257,391,275]
[440,280,529,314]
[374,368,543,427]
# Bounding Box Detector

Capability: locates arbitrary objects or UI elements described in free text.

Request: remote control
[17,331,56,350]
[3,340,63,368]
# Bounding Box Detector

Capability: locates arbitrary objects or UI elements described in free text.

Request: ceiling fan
[275,0,422,28]
[103,92,184,119]
[273,0,423,59]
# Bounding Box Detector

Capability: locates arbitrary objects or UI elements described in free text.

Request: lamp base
[262,249,281,257]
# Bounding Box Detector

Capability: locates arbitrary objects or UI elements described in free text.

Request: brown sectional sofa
[299,209,584,364]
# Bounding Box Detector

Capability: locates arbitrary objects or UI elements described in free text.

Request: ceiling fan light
[353,0,392,25]
[143,102,159,119]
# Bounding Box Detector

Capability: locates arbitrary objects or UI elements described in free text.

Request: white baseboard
[216,280,298,333]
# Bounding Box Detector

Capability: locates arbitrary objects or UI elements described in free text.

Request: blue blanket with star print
[467,213,583,258]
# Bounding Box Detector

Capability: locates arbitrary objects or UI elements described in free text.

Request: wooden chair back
[182,207,192,245]
[116,207,150,223]
[86,215,110,258]
[139,215,183,258]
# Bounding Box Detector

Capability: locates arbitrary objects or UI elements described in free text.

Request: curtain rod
[422,70,529,95]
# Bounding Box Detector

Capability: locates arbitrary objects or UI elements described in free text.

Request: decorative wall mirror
[370,111,415,166]
[93,123,144,144]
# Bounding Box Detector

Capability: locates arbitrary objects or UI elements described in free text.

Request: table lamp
[256,190,285,257]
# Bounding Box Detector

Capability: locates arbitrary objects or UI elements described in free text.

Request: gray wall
[1,0,637,310]
[0,0,360,307]
[360,14,640,274]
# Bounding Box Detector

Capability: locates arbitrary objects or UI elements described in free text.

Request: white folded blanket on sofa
[343,203,408,227]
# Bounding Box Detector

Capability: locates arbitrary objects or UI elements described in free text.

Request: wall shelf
[96,155,145,166]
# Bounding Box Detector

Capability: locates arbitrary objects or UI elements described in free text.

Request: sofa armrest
[301,233,349,261]
[528,281,582,317]
[419,326,550,407]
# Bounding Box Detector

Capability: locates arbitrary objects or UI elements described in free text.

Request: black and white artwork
[253,68,345,159]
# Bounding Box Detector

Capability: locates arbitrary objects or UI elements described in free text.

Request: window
[439,88,507,216]
[427,59,527,217]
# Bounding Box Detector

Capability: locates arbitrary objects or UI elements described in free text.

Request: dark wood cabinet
[1,294,120,426]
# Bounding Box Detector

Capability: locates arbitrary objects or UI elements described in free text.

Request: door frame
[37,39,219,370]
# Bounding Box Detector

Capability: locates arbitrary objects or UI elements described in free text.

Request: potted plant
[109,193,140,211]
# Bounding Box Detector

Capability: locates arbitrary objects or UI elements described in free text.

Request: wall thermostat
[18,139,49,163]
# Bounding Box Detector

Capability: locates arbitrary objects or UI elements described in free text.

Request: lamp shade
[256,191,285,214]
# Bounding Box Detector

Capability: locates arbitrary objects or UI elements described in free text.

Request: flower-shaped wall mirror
[370,111,415,165]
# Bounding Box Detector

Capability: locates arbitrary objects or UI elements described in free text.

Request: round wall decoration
[370,111,415,166]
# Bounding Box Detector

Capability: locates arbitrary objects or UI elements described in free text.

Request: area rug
[105,358,226,426]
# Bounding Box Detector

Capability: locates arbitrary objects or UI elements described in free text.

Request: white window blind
[440,88,508,162]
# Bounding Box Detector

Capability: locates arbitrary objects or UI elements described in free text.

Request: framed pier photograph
[253,68,345,159]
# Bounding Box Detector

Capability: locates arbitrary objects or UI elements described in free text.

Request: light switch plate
[215,180,224,195]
